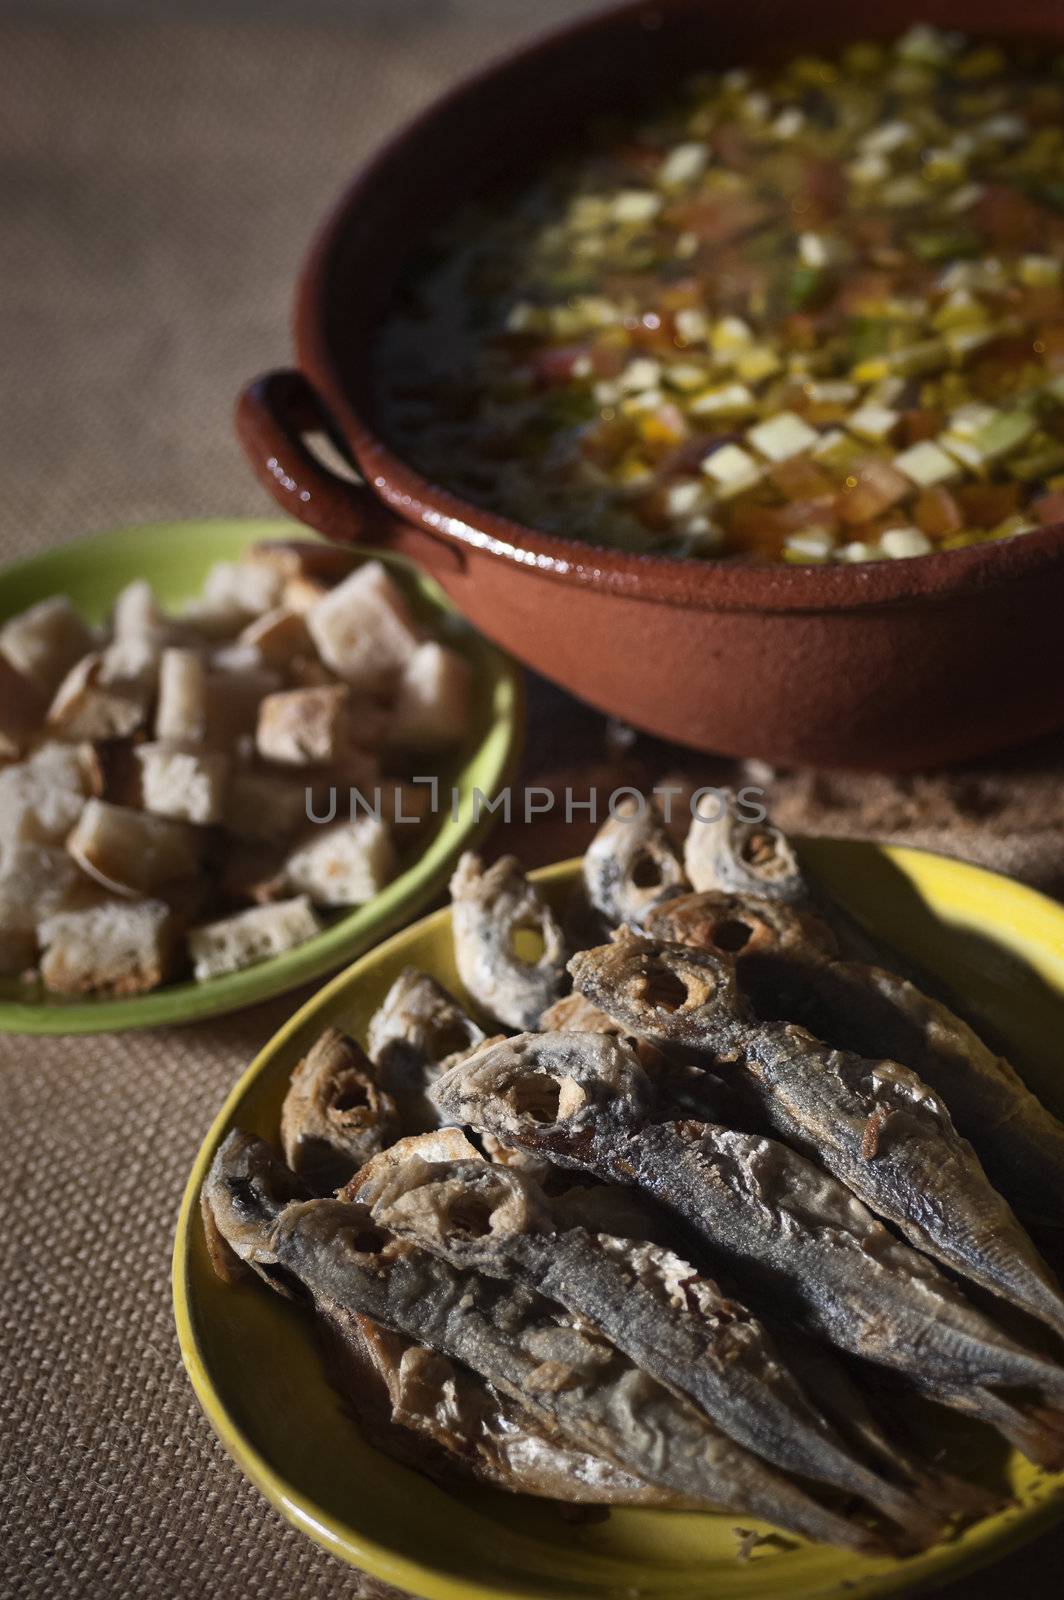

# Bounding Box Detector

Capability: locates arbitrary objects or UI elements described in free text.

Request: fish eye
[329,1074,372,1113]
[712,919,753,953]
[640,966,689,1011]
[630,851,662,889]
[510,1073,564,1121]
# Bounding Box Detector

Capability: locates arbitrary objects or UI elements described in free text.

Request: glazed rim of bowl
[294,0,1064,614]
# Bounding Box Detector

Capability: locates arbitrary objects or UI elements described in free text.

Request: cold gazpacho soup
[376,26,1064,563]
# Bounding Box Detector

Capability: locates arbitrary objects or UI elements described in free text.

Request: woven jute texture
[1,9,1062,1599]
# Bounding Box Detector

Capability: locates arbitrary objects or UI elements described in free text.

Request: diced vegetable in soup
[375,26,1064,563]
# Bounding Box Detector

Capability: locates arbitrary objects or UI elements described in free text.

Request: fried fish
[280,1028,400,1193]
[449,852,568,1030]
[366,1153,945,1549]
[569,936,1064,1341]
[430,1034,1064,1463]
[582,796,689,930]
[367,967,486,1132]
[266,1196,887,1550]
[204,1131,684,1506]
[739,948,1064,1235]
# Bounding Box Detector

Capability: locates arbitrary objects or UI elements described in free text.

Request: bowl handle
[235,368,405,547]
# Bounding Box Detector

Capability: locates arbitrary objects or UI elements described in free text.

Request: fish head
[200,1130,311,1291]
[644,891,835,961]
[568,934,747,1053]
[429,1030,654,1161]
[368,1156,553,1251]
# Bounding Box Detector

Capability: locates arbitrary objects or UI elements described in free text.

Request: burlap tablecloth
[2,9,1062,1597]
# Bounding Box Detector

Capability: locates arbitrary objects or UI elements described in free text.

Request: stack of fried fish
[203,795,1064,1556]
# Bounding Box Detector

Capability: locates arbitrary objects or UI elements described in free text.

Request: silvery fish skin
[683,794,806,905]
[280,1028,400,1193]
[367,1155,944,1550]
[367,968,486,1133]
[430,1034,1064,1458]
[449,852,568,1030]
[740,949,1064,1234]
[740,1022,1064,1342]
[205,1132,677,1506]
[582,798,689,930]
[267,1196,886,1550]
[570,937,1064,1341]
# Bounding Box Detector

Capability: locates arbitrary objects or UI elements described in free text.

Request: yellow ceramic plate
[174,845,1064,1600]
[0,519,522,1033]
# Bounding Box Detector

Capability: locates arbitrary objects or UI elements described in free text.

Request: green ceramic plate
[0,519,522,1033]
[174,844,1064,1600]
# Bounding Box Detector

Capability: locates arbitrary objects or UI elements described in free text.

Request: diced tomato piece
[837,269,895,313]
[914,486,963,539]
[898,410,944,446]
[529,344,592,386]
[1033,491,1064,526]
[798,156,846,224]
[969,338,1042,399]
[1016,287,1064,325]
[711,124,754,170]
[837,460,910,526]
[663,195,771,246]
[589,341,629,379]
[778,313,817,351]
[728,494,839,542]
[972,185,1047,253]
[768,458,835,500]
[955,482,1020,526]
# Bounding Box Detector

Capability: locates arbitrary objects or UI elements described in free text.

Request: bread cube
[67,798,201,895]
[305,561,420,687]
[46,652,148,740]
[0,741,91,854]
[246,540,356,585]
[201,653,281,748]
[0,843,94,970]
[135,744,230,825]
[98,632,159,696]
[0,596,97,697]
[111,579,168,642]
[256,685,350,767]
[202,560,284,619]
[283,815,397,907]
[387,641,472,748]
[224,770,308,841]
[0,650,46,759]
[39,898,176,995]
[281,576,329,616]
[174,597,247,640]
[187,895,321,980]
[238,606,312,667]
[155,648,207,743]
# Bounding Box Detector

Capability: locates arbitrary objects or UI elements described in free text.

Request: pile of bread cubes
[0,542,471,997]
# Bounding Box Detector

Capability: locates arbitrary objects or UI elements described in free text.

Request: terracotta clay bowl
[236,0,1064,772]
